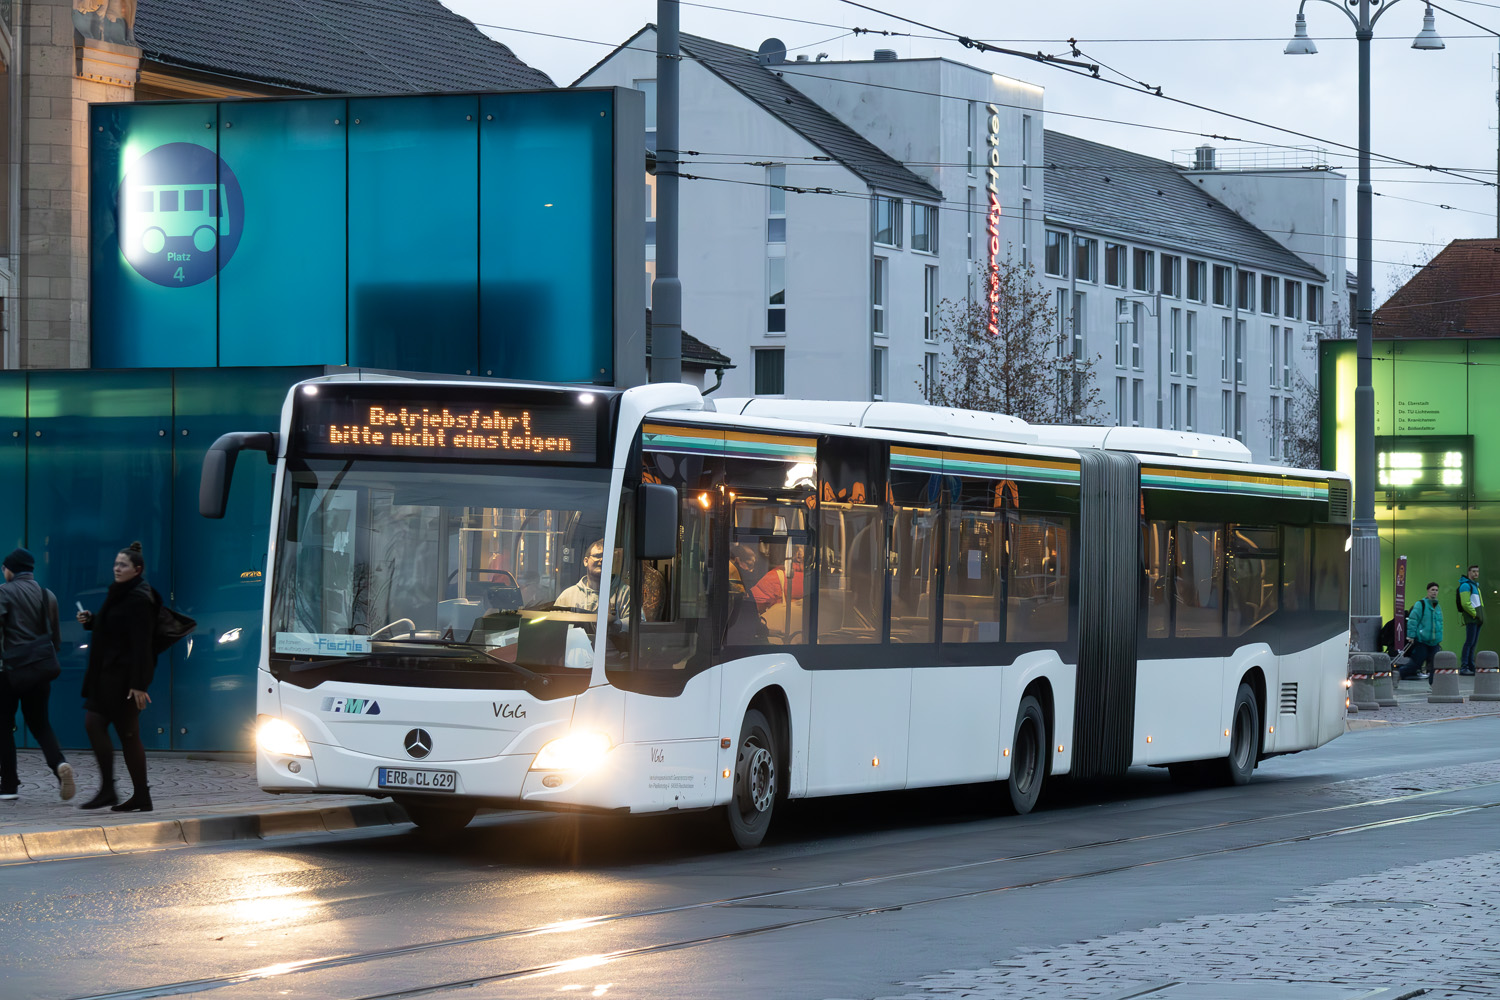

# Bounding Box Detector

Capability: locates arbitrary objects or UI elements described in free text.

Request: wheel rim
[1014,716,1039,794]
[740,741,775,815]
[1231,703,1254,770]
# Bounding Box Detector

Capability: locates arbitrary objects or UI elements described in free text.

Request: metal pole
[651,2,683,384]
[1350,0,1381,653]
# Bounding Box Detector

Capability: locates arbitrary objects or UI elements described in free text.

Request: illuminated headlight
[530,732,611,772]
[218,627,243,645]
[257,715,311,757]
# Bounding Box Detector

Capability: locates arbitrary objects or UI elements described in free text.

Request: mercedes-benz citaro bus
[199,374,1351,847]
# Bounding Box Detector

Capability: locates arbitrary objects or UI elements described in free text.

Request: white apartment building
[1042,132,1342,464]
[578,30,1042,402]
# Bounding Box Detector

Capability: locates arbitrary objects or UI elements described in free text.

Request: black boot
[80,785,118,810]
[111,787,152,813]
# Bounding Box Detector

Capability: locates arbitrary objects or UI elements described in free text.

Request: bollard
[1349,653,1380,711]
[1429,650,1465,704]
[1472,650,1500,702]
[1371,656,1398,707]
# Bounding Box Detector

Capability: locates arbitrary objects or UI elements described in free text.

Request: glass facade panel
[348,94,479,374]
[480,90,615,382]
[218,100,347,366]
[90,102,221,367]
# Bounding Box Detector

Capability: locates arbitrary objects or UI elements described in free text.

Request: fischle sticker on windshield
[275,632,371,656]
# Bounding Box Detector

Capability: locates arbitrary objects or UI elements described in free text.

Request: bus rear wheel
[399,799,476,834]
[725,708,777,849]
[1006,695,1047,815]
[1219,683,1261,786]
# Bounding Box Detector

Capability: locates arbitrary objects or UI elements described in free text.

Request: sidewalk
[0,750,407,864]
[1345,670,1500,728]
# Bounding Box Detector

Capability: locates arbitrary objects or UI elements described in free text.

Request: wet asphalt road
[6,717,1500,1000]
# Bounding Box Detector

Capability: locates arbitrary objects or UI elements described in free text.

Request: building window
[1185,311,1197,377]
[1056,288,1070,355]
[645,180,656,248]
[1187,259,1207,303]
[1308,285,1324,323]
[1213,265,1232,307]
[1169,308,1182,376]
[1021,199,1032,266]
[1283,327,1293,389]
[635,78,657,152]
[966,188,976,261]
[1186,385,1197,431]
[924,352,938,400]
[912,203,937,253]
[1221,317,1232,382]
[1234,319,1245,384]
[1237,270,1255,312]
[1045,230,1069,278]
[1131,302,1144,370]
[1133,248,1154,293]
[1106,243,1126,287]
[1171,383,1181,431]
[1234,391,1246,442]
[767,256,786,333]
[871,346,887,400]
[924,266,939,342]
[967,102,977,176]
[1132,379,1144,427]
[1222,389,1232,437]
[1115,299,1130,368]
[1270,396,1282,459]
[1261,274,1277,316]
[1076,238,1097,283]
[1284,279,1301,320]
[874,196,902,247]
[1071,291,1086,357]
[767,165,786,243]
[1021,114,1032,188]
[1269,325,1279,386]
[1162,254,1181,298]
[754,348,785,395]
[1116,377,1128,427]
[872,257,887,335]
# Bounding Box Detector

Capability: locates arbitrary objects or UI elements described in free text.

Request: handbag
[2,637,61,695]
[153,603,196,655]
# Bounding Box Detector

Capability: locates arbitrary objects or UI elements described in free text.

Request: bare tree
[1265,369,1323,469]
[927,258,1104,424]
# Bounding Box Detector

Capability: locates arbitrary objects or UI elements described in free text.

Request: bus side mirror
[637,483,679,561]
[200,431,278,519]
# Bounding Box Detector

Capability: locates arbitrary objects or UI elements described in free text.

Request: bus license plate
[377,767,457,792]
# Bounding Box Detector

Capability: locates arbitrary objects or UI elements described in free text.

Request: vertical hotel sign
[985,104,1002,335]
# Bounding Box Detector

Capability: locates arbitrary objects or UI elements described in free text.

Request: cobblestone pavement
[853,852,1500,1000]
[1349,673,1500,728]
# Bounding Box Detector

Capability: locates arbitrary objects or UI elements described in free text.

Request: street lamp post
[1285,0,1445,655]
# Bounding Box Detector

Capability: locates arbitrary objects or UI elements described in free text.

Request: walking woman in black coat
[76,541,160,812]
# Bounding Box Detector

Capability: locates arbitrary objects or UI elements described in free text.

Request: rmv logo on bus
[116,142,244,287]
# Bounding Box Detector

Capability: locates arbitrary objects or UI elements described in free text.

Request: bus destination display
[299,396,598,463]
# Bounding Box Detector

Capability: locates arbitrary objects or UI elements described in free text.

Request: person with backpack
[1407,581,1445,685]
[75,541,161,812]
[0,548,73,801]
[1458,564,1484,676]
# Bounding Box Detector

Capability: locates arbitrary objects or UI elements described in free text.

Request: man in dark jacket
[0,547,73,800]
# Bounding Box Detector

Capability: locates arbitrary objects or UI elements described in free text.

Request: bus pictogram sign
[116,142,243,287]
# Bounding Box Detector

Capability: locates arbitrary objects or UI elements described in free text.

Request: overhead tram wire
[469,17,1500,184]
[831,0,1498,189]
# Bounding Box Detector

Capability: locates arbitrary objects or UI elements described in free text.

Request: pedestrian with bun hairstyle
[76,541,160,812]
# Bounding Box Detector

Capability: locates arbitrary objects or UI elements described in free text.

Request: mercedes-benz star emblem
[403,728,432,759]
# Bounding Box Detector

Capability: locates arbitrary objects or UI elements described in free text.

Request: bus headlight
[257,715,311,758]
[531,732,611,772]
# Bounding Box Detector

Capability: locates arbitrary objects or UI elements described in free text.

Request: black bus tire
[725,708,778,849]
[1007,695,1047,815]
[1221,683,1260,786]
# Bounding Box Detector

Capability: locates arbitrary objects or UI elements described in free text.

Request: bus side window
[632,482,714,673]
[1008,512,1070,643]
[1281,524,1310,613]
[942,479,1003,644]
[816,436,885,646]
[1174,522,1223,638]
[1226,526,1279,637]
[1144,520,1172,639]
[1311,524,1351,612]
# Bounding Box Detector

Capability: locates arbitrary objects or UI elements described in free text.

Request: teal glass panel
[27,371,174,750]
[170,369,313,751]
[218,102,349,366]
[0,374,25,553]
[89,103,222,367]
[347,95,479,373]
[479,90,614,383]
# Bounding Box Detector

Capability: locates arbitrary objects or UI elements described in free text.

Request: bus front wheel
[725,708,777,849]
[1220,683,1261,786]
[1006,695,1047,815]
[399,799,476,834]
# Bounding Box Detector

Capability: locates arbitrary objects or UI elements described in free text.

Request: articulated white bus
[201,375,1351,847]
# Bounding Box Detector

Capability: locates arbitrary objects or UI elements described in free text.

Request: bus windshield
[269,457,612,691]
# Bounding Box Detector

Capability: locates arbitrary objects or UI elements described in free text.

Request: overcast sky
[446,0,1500,300]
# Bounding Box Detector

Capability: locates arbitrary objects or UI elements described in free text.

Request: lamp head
[1285,12,1318,56]
[1412,6,1446,50]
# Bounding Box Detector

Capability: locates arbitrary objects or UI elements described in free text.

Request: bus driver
[555,538,630,619]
